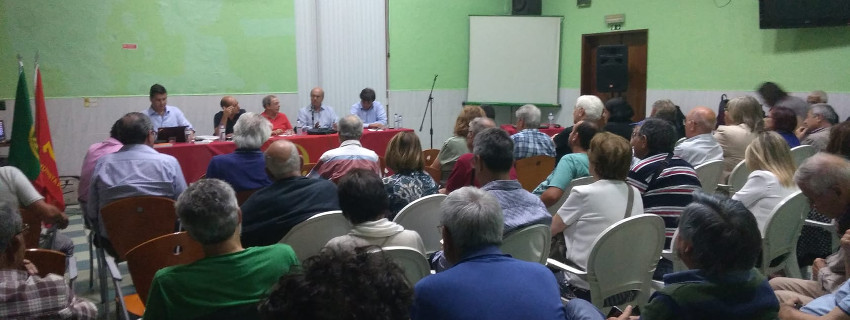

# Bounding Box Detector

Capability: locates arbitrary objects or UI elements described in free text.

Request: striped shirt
[307,139,381,183]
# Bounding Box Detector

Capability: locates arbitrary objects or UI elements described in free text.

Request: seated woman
[205,112,273,191]
[428,105,486,185]
[732,131,799,233]
[603,97,634,141]
[550,132,644,301]
[714,96,763,178]
[765,106,800,148]
[383,132,438,219]
[325,169,426,254]
[533,121,598,208]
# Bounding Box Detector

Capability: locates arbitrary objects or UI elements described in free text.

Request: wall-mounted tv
[759,0,850,29]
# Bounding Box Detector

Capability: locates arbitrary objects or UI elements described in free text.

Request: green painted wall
[0,0,297,99]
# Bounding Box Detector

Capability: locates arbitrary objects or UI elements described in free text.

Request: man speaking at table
[145,83,193,132]
[297,87,338,132]
[350,88,387,129]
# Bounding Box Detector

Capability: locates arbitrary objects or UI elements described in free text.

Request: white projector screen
[467,16,562,106]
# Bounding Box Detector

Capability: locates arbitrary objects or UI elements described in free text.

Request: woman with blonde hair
[383,131,438,219]
[732,131,798,233]
[714,95,764,177]
[428,105,486,184]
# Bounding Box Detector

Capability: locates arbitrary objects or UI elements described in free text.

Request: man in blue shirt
[144,83,193,132]
[297,87,338,132]
[350,87,387,129]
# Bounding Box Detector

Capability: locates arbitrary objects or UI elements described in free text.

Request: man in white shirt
[674,106,723,166]
[350,88,387,129]
[144,84,193,132]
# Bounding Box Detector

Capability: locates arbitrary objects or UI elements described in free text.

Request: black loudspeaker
[596,45,629,92]
[512,0,542,15]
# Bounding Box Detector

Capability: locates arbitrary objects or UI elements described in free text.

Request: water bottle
[184,127,193,143]
[548,112,554,129]
[393,113,399,129]
[397,114,403,129]
[296,119,302,135]
[218,124,226,141]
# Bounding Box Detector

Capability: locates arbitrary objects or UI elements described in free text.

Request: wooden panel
[580,30,649,122]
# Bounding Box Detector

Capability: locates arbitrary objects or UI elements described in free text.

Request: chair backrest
[790,145,817,168]
[382,246,431,287]
[693,160,724,194]
[24,248,66,278]
[393,194,448,254]
[586,214,665,311]
[500,224,551,265]
[18,207,42,249]
[547,176,595,215]
[301,163,316,176]
[235,189,259,206]
[280,210,351,262]
[515,155,556,192]
[423,166,441,185]
[727,160,751,194]
[422,149,440,167]
[761,191,808,278]
[125,232,204,304]
[100,196,179,260]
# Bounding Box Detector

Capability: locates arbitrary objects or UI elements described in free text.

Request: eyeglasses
[16,223,29,236]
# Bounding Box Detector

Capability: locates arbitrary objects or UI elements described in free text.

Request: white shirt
[732,170,798,234]
[674,133,724,167]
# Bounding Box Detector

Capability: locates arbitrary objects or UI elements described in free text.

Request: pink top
[78,137,123,203]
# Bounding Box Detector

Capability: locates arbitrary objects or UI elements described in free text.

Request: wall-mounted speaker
[596,45,629,92]
[512,0,542,15]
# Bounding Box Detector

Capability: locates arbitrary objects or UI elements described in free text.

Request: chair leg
[96,246,110,318]
[88,232,94,289]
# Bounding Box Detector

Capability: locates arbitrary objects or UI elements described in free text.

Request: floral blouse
[383,170,438,220]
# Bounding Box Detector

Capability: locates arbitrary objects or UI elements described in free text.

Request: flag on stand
[33,63,65,211]
[7,65,40,180]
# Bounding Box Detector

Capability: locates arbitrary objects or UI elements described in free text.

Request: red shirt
[262,111,293,132]
[444,153,518,193]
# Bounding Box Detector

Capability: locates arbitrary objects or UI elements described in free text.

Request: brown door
[580,30,648,122]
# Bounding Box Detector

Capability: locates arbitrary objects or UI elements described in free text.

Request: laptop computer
[155,126,189,143]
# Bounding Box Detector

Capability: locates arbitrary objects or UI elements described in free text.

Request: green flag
[8,68,39,180]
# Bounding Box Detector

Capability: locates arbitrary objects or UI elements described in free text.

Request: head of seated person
[338,114,363,142]
[385,131,425,175]
[338,169,390,224]
[604,97,634,124]
[631,118,676,159]
[515,104,541,130]
[175,178,241,252]
[588,131,631,181]
[232,112,271,150]
[0,199,25,270]
[744,131,796,187]
[441,187,504,265]
[724,96,763,132]
[453,106,486,138]
[117,112,155,146]
[765,106,797,134]
[265,140,302,181]
[473,128,514,183]
[574,95,604,126]
[827,121,850,159]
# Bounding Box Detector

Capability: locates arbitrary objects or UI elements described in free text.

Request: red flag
[33,65,65,211]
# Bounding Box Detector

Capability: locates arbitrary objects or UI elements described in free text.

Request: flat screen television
[759,0,850,29]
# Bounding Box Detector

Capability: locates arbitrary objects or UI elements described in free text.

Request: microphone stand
[419,74,438,148]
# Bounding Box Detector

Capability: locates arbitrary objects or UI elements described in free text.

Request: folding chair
[790,145,817,168]
[500,224,551,265]
[393,194,448,254]
[761,191,808,279]
[693,159,724,194]
[383,246,431,287]
[515,155,556,192]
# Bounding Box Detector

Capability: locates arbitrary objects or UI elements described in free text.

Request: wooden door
[580,30,648,122]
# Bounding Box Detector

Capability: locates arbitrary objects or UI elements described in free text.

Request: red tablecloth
[500,124,563,137]
[155,128,413,183]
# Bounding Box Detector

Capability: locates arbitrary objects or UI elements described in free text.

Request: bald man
[240,140,340,247]
[673,106,723,166]
[296,87,339,132]
[213,96,246,138]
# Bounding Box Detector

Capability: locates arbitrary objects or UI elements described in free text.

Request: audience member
[551,131,643,300]
[325,169,425,254]
[481,104,496,119]
[765,106,801,147]
[534,121,597,207]
[758,81,809,124]
[0,200,97,319]
[827,121,850,159]
[214,96,246,137]
[511,104,555,160]
[808,90,829,105]
[1,166,72,255]
[261,95,293,135]
[79,119,123,218]
[382,132,437,219]
[554,95,604,161]
[798,103,839,152]
[428,105,486,183]
[144,179,298,319]
[714,95,762,177]
[206,112,273,191]
[297,87,338,131]
[241,140,339,247]
[443,117,517,193]
[307,115,381,182]
[651,99,685,139]
[144,83,193,132]
[88,112,186,256]
[350,88,387,129]
[732,131,798,233]
[259,246,413,320]
[603,97,635,141]
[673,106,723,166]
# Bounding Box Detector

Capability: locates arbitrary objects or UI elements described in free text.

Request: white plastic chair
[652,229,688,290]
[280,210,351,262]
[761,191,809,279]
[547,176,595,216]
[500,224,551,265]
[382,246,431,287]
[693,160,724,194]
[393,194,448,254]
[804,219,839,252]
[790,145,817,168]
[547,214,665,313]
[718,159,751,194]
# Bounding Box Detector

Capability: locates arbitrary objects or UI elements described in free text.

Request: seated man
[350,88,387,129]
[261,95,293,135]
[673,106,723,167]
[144,179,299,319]
[443,117,516,193]
[79,119,123,218]
[297,87,338,131]
[307,115,381,183]
[241,140,340,247]
[533,121,598,207]
[797,103,838,152]
[214,96,246,138]
[144,83,193,132]
[1,166,72,255]
[206,112,273,192]
[554,95,605,161]
[0,200,97,319]
[511,104,555,160]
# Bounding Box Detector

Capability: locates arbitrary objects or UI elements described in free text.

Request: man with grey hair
[797,103,839,151]
[261,95,293,135]
[674,106,723,166]
[206,112,273,191]
[307,114,380,183]
[808,90,829,105]
[143,179,299,319]
[652,99,686,139]
[240,140,339,247]
[511,104,555,160]
[554,95,605,161]
[0,200,97,318]
[88,112,186,256]
[444,117,517,193]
